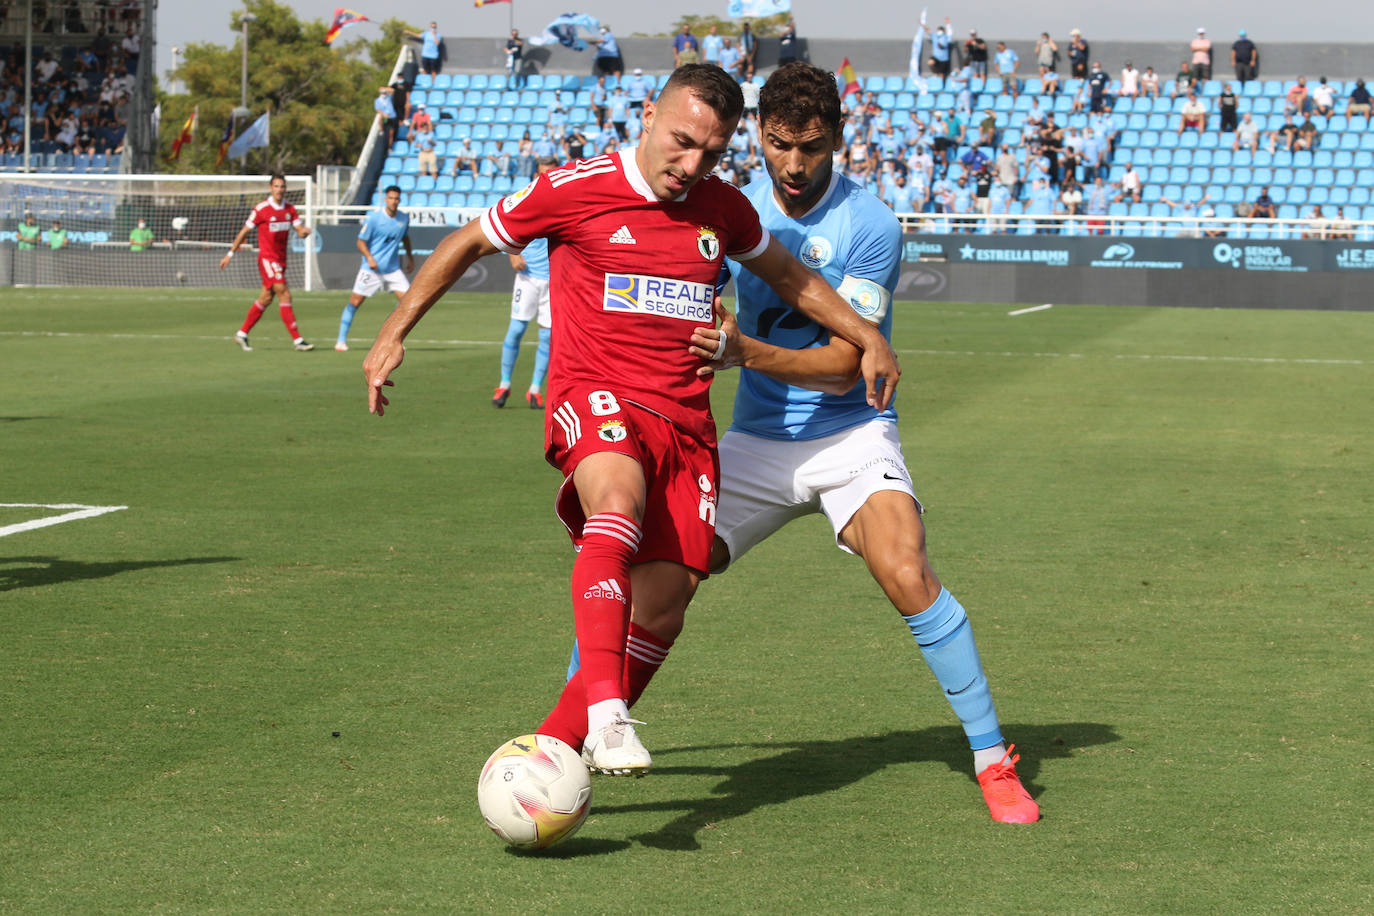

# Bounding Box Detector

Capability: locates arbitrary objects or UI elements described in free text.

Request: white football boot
[582,715,652,776]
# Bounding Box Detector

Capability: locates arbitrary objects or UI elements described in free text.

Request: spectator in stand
[1059,130,1082,184]
[1296,116,1319,151]
[505,29,524,87]
[409,101,432,133]
[1060,176,1083,217]
[978,107,998,146]
[959,143,990,177]
[881,171,920,213]
[373,85,398,147]
[1190,28,1212,82]
[719,37,742,81]
[973,163,994,220]
[404,22,443,77]
[1268,114,1300,152]
[625,68,652,113]
[950,175,977,230]
[1024,95,1047,130]
[1348,79,1373,119]
[1251,186,1275,219]
[700,25,723,66]
[995,143,1019,192]
[595,26,623,77]
[1085,174,1111,233]
[1218,82,1238,132]
[1329,207,1354,239]
[671,24,699,66]
[590,75,609,125]
[950,62,974,115]
[1080,126,1104,180]
[777,17,798,65]
[1041,59,1061,97]
[121,25,140,73]
[608,86,630,140]
[1022,177,1057,233]
[448,137,479,176]
[1114,161,1142,203]
[413,120,437,178]
[1232,30,1258,84]
[1172,60,1193,99]
[1311,78,1336,117]
[1035,32,1059,80]
[1300,205,1329,239]
[1284,76,1311,116]
[1159,192,1212,237]
[1141,66,1160,98]
[929,21,952,88]
[737,21,758,80]
[995,41,1020,97]
[1087,60,1111,113]
[1234,112,1260,151]
[1179,91,1207,135]
[932,107,964,174]
[1120,60,1140,97]
[487,141,517,179]
[1068,29,1089,79]
[965,30,989,84]
[516,130,535,178]
[561,126,589,162]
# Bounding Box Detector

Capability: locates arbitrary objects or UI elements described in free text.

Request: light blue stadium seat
[1254,150,1273,166]
[1339,132,1359,150]
[1274,167,1294,185]
[1213,149,1233,166]
[1252,98,1273,114]
[525,74,543,89]
[1159,132,1179,148]
[1023,78,1042,94]
[1329,187,1349,205]
[474,176,494,192]
[1329,115,1349,131]
[884,76,904,92]
[1139,129,1159,147]
[1213,165,1232,184]
[1162,183,1183,200]
[434,74,452,90]
[1223,185,1243,203]
[470,74,488,89]
[1193,149,1214,166]
[1183,184,1205,203]
[489,75,507,91]
[1335,167,1355,186]
[410,192,429,207]
[1143,185,1162,202]
[1179,132,1199,148]
[1314,167,1335,185]
[435,175,454,191]
[1328,150,1348,167]
[1298,187,1318,204]
[1349,187,1370,206]
[1149,202,1170,217]
[1146,113,1167,130]
[1254,166,1274,184]
[1146,165,1168,184]
[398,174,416,190]
[1199,132,1219,149]
[451,74,469,89]
[1262,80,1283,95]
[454,175,474,191]
[1175,149,1195,165]
[1189,166,1209,184]
[414,73,432,90]
[416,175,436,192]
[1233,166,1252,184]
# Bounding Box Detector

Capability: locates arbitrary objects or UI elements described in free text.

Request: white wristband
[711,329,728,362]
[226,250,234,259]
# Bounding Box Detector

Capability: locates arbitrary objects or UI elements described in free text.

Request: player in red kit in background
[220,173,315,351]
[363,65,900,777]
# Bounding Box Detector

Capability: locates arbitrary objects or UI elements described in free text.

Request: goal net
[0,174,318,290]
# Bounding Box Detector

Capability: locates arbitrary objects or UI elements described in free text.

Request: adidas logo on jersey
[584,578,626,603]
[608,225,637,245]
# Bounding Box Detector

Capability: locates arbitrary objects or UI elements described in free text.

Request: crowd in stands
[0,1,141,164]
[380,21,1373,236]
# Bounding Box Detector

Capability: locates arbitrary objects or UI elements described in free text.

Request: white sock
[587,698,630,735]
[973,743,1009,775]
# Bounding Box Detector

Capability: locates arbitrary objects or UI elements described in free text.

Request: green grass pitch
[2,287,1372,911]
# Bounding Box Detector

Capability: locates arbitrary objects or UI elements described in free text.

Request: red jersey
[245,197,300,263]
[481,149,770,445]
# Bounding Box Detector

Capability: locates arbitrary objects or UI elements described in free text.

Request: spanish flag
[167,106,197,161]
[838,58,861,98]
[325,8,369,45]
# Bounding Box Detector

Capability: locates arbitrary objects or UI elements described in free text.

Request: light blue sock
[337,303,358,343]
[500,318,528,386]
[566,640,580,682]
[903,588,1003,750]
[531,326,551,390]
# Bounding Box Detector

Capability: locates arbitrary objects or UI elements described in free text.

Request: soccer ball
[175,271,187,284]
[477,734,592,850]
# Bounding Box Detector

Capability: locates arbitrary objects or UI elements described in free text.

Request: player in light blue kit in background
[336,185,413,351]
[492,157,557,409]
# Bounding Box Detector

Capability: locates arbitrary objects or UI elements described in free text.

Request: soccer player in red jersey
[220,173,315,351]
[362,65,900,776]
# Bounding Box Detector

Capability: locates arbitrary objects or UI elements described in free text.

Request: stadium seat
[470,74,489,89]
[1212,166,1232,184]
[450,74,469,89]
[1305,187,1325,204]
[1233,166,1252,185]
[1351,187,1371,206]
[1329,187,1349,205]
[1362,133,1374,151]
[1274,167,1294,185]
[398,174,416,191]
[417,175,436,192]
[434,74,453,90]
[1314,167,1335,185]
[1188,166,1209,184]
[1253,166,1274,185]
[1213,149,1233,166]
[410,192,429,207]
[447,192,467,208]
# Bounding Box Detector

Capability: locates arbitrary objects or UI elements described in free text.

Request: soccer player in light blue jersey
[335,185,413,352]
[571,62,1037,821]
[492,157,556,409]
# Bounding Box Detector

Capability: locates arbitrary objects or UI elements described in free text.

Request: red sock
[239,301,266,335]
[538,622,672,750]
[279,303,301,340]
[624,621,672,707]
[570,512,641,706]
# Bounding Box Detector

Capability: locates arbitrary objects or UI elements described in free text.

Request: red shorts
[258,256,287,286]
[548,384,718,576]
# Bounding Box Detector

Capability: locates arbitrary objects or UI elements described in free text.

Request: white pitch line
[0,503,128,538]
[1008,303,1054,316]
[0,330,499,347]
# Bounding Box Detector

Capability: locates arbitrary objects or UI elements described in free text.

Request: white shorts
[510,273,551,329]
[714,419,921,570]
[351,267,410,298]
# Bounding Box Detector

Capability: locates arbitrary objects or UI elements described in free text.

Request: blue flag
[527,13,600,51]
[228,112,270,159]
[909,9,929,92]
[727,0,790,17]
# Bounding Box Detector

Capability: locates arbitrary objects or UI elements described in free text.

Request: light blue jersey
[726,172,901,441]
[358,206,410,273]
[518,237,549,280]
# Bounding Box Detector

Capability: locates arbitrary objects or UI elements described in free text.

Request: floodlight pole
[238,12,257,115]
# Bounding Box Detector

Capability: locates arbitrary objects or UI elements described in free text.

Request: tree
[670,13,791,38]
[159,0,413,174]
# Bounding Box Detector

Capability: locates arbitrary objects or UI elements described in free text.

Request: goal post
[0,174,318,290]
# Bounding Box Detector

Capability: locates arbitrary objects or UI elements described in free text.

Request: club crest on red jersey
[598,420,628,442]
[696,227,720,260]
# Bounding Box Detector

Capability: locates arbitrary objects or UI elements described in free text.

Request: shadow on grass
[506,837,633,858]
[0,416,58,422]
[595,722,1119,850]
[0,556,239,591]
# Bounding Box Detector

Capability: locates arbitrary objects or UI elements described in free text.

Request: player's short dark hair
[759,62,843,135]
[659,63,743,123]
[383,184,402,195]
[270,172,286,184]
